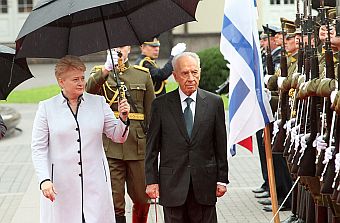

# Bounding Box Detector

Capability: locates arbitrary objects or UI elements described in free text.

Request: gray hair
[172,52,200,70]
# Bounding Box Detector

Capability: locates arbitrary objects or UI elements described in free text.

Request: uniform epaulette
[143,57,153,62]
[93,65,104,72]
[133,65,150,73]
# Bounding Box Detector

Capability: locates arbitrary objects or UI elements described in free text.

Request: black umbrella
[15,0,199,59]
[0,45,33,100]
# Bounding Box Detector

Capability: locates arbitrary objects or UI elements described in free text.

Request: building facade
[0,0,36,43]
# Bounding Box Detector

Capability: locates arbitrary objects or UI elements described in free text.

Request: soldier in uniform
[86,46,155,223]
[253,25,282,199]
[0,114,6,139]
[135,36,186,96]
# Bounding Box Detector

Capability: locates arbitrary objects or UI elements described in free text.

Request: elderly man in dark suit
[145,52,229,223]
[0,114,6,139]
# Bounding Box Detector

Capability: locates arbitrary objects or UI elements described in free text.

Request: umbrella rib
[117,3,143,45]
[67,14,74,55]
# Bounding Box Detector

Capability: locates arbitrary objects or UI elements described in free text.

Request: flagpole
[264,124,280,223]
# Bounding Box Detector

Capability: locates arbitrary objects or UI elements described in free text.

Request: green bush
[197,47,229,93]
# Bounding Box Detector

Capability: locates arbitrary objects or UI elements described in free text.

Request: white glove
[322,146,335,164]
[335,153,340,172]
[273,119,281,136]
[284,118,296,132]
[331,90,337,103]
[291,125,299,142]
[316,135,327,153]
[104,49,119,71]
[300,133,310,152]
[171,43,186,56]
[312,133,320,148]
[294,134,303,151]
[271,119,281,144]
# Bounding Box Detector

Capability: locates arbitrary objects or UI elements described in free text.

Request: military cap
[281,19,296,38]
[143,36,160,47]
[262,25,281,37]
[280,17,295,26]
[328,7,337,20]
[260,31,267,40]
[317,6,336,25]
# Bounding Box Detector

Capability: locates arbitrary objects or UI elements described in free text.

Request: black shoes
[252,187,267,193]
[281,214,299,223]
[257,198,271,205]
[263,205,291,212]
[255,191,270,198]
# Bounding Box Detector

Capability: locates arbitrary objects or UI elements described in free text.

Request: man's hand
[41,180,57,202]
[146,184,159,199]
[118,98,130,121]
[216,184,227,197]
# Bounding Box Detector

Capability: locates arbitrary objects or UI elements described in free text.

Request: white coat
[31,92,129,223]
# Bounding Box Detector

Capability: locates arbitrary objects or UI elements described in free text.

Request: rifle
[265,24,275,76]
[272,22,289,154]
[298,12,318,177]
[319,6,337,195]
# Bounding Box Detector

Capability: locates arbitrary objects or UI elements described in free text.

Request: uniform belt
[114,111,144,120]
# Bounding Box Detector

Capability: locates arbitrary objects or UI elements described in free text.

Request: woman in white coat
[31,55,130,223]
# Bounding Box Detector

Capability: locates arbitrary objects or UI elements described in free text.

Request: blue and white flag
[220,0,274,156]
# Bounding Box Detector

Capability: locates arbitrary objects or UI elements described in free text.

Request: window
[270,0,294,4]
[0,0,8,13]
[18,0,33,13]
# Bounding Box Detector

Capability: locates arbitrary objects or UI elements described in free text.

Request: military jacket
[86,61,155,160]
[135,54,173,97]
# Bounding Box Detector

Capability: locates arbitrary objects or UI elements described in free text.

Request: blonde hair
[55,55,86,79]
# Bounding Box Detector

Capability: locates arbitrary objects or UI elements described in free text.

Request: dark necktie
[184,97,194,137]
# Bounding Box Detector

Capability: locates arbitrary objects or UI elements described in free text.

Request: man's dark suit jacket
[145,88,229,207]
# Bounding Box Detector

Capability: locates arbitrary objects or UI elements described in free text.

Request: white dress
[31,92,128,223]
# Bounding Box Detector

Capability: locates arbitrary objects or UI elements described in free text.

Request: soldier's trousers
[108,158,150,217]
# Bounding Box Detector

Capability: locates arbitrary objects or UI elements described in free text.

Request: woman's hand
[41,180,57,202]
[118,98,130,121]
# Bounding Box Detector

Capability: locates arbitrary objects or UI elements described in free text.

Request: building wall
[173,0,224,35]
[0,0,36,43]
[257,0,296,29]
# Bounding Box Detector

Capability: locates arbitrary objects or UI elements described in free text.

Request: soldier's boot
[115,215,126,223]
[300,187,307,222]
[316,204,328,223]
[305,192,315,223]
[328,207,334,223]
[291,184,298,216]
[132,203,150,223]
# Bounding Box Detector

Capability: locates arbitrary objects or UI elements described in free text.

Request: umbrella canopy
[0,45,33,100]
[16,0,199,59]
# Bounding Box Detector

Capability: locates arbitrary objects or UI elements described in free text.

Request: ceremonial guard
[135,36,186,96]
[86,46,155,223]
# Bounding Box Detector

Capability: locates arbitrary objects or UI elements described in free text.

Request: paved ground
[0,103,291,223]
